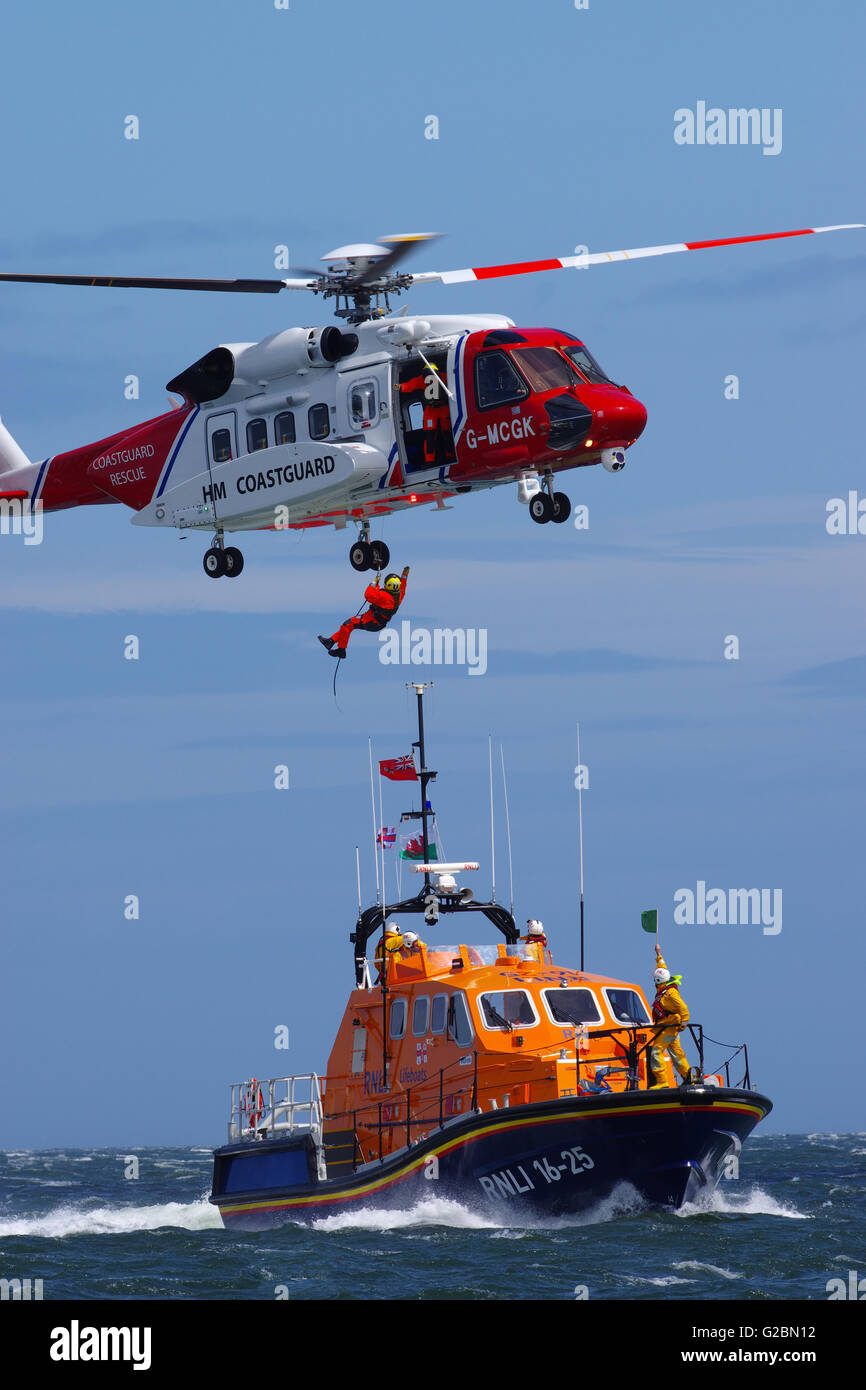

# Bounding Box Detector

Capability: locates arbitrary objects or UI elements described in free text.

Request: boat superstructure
[210,688,771,1229]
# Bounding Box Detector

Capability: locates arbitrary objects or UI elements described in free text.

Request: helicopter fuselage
[1,314,647,556]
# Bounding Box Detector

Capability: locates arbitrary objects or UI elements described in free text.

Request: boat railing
[228,1073,325,1150]
[318,1024,755,1171]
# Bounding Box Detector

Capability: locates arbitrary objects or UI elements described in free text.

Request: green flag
[640,909,658,934]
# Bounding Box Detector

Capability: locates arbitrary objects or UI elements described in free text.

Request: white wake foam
[312,1183,647,1234]
[0,1198,222,1239]
[677,1185,810,1220]
[674,1260,744,1280]
[313,1197,499,1233]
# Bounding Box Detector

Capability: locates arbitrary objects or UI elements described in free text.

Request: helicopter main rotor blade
[410,224,865,286]
[352,233,441,287]
[0,272,318,293]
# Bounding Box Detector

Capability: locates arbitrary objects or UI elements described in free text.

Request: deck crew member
[374,925,404,980]
[320,566,410,658]
[521,919,548,962]
[649,946,692,1088]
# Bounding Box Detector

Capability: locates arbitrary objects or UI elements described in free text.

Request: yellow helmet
[383,574,401,594]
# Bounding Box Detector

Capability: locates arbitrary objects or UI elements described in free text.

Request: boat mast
[408,682,436,890]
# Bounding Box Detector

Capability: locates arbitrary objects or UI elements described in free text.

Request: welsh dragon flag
[400,834,439,862]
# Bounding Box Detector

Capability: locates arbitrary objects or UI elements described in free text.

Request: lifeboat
[210,689,771,1230]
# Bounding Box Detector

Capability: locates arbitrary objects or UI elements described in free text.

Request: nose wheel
[203,534,244,578]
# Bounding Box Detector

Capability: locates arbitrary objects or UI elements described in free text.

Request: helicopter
[0,223,860,578]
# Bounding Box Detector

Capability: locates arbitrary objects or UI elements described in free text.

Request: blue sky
[1,0,865,1145]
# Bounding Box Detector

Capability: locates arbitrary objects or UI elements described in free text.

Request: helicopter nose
[614,393,647,441]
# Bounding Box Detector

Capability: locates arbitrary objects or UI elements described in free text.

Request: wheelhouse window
[562,343,614,386]
[308,403,331,439]
[512,346,580,393]
[246,418,268,453]
[604,988,651,1025]
[412,995,430,1038]
[430,993,448,1035]
[389,998,407,1039]
[274,411,295,445]
[447,992,474,1047]
[479,989,538,1030]
[542,988,602,1026]
[210,429,232,463]
[474,350,529,411]
[350,380,378,429]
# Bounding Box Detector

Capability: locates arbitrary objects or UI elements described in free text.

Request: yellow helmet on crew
[383,574,402,595]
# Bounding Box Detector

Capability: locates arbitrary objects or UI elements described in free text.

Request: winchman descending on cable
[319,566,410,658]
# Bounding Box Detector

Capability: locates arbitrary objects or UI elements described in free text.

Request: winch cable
[330,580,379,705]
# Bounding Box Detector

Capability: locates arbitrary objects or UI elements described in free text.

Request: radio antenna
[577,722,585,972]
[368,739,381,905]
[500,744,514,915]
[488,735,496,903]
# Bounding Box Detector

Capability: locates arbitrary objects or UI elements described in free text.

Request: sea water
[0,1134,863,1301]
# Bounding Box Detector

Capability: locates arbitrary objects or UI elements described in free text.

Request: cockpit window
[562,344,614,386]
[474,350,529,410]
[542,988,602,1026]
[604,988,651,1024]
[512,347,580,393]
[479,989,538,1030]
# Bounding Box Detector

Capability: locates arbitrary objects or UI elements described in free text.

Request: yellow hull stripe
[218,1100,765,1216]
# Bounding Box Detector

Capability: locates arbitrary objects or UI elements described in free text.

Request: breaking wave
[0,1198,222,1239]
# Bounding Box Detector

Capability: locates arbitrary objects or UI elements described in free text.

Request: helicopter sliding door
[394,352,456,476]
[203,411,238,522]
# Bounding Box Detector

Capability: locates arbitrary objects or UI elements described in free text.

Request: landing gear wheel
[529,492,553,524]
[224,546,244,577]
[551,491,571,524]
[350,540,372,571]
[369,540,390,570]
[203,547,227,578]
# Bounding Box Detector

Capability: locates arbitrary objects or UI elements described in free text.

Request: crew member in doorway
[319,566,409,658]
[400,366,453,467]
[649,945,692,1088]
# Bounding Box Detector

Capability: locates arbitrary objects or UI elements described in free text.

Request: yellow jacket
[654,952,689,1028]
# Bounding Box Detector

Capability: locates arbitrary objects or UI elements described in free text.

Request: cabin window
[474,350,529,411]
[479,989,538,1030]
[604,988,651,1025]
[350,380,378,429]
[389,998,407,1039]
[562,343,614,386]
[542,988,602,1026]
[447,992,474,1048]
[274,411,296,445]
[512,347,579,393]
[351,1027,367,1075]
[210,428,233,463]
[246,418,268,453]
[430,993,448,1035]
[412,996,430,1038]
[308,403,331,440]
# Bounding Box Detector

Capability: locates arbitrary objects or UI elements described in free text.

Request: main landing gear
[203,531,244,579]
[349,523,390,572]
[529,475,571,526]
